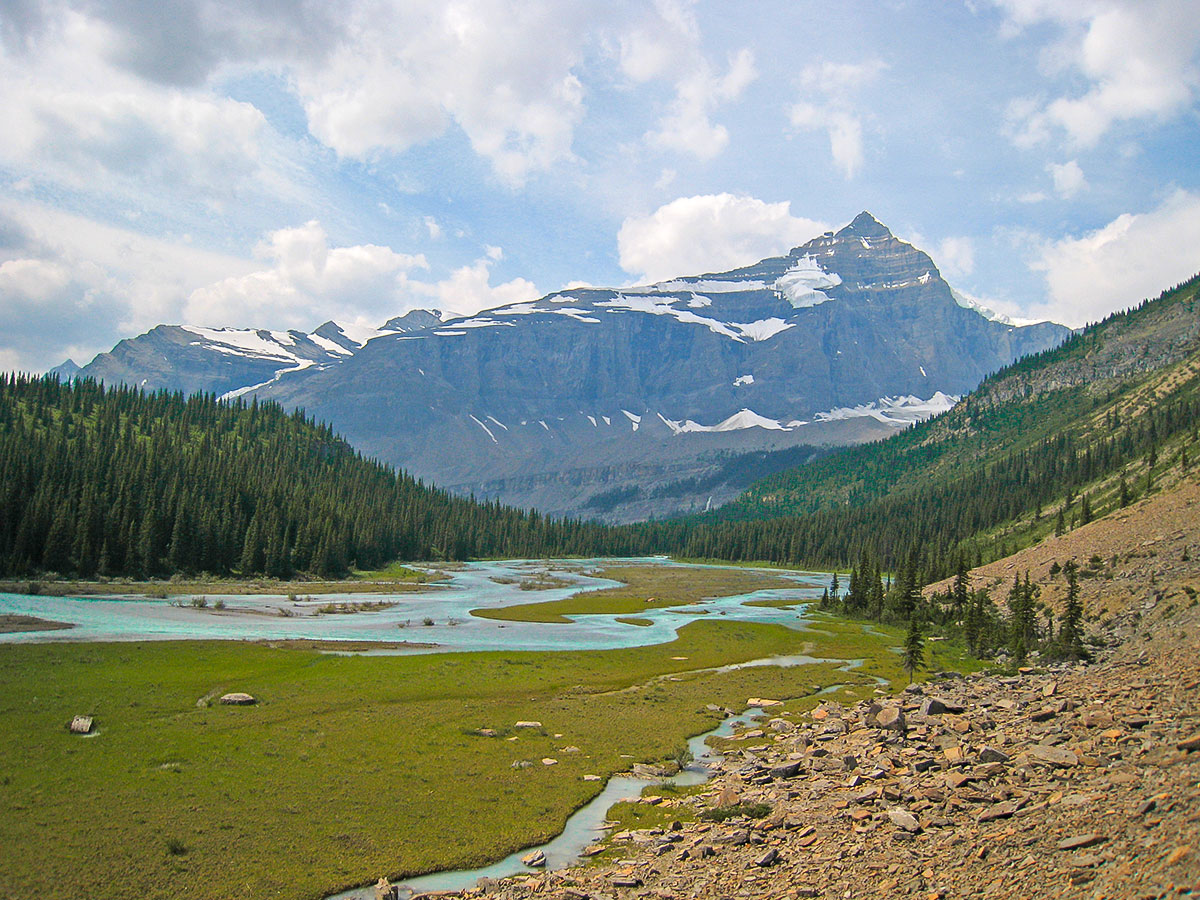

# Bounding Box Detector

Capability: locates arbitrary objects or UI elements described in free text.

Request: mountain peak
[841,211,892,240]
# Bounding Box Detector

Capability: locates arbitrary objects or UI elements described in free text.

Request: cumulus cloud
[1026,189,1200,325]
[617,194,828,284]
[618,1,757,161]
[185,220,428,327]
[1049,159,1088,197]
[789,59,886,178]
[646,48,757,160]
[410,252,540,317]
[0,200,255,371]
[0,2,606,189]
[289,1,601,184]
[0,7,281,207]
[995,0,1200,147]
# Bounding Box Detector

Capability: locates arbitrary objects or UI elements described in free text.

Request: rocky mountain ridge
[69,213,1070,521]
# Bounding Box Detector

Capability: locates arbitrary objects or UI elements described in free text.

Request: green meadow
[0,565,976,900]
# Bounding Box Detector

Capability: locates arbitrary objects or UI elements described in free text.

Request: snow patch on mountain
[470,414,498,443]
[950,288,1048,327]
[809,391,959,426]
[182,326,301,361]
[774,255,842,308]
[309,334,354,356]
[218,358,316,401]
[662,408,789,434]
[734,374,754,386]
[735,318,793,341]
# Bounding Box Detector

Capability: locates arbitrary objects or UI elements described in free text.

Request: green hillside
[631,273,1200,577]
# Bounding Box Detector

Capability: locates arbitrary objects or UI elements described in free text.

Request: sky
[1,0,1199,372]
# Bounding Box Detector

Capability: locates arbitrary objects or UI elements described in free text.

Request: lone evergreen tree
[1059,560,1087,660]
[952,558,969,621]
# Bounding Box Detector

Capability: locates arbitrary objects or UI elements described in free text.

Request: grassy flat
[472,565,791,623]
[0,614,74,633]
[0,613,956,900]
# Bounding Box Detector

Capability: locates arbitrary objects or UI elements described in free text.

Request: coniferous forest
[0,374,633,578]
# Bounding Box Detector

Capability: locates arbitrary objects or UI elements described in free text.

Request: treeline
[816,551,1090,676]
[0,375,645,579]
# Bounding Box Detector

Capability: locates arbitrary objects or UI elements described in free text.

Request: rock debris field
[392,604,1200,900]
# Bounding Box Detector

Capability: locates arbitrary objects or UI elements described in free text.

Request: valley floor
[443,484,1200,900]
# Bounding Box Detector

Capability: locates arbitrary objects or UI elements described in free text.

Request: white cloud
[0,9,281,207]
[424,217,443,239]
[412,252,540,317]
[617,193,828,283]
[1049,159,1088,197]
[615,1,757,162]
[1027,189,1200,325]
[2,2,604,189]
[937,237,976,278]
[789,59,886,178]
[994,0,1200,147]
[0,200,255,371]
[185,220,428,328]
[647,48,757,160]
[290,1,600,185]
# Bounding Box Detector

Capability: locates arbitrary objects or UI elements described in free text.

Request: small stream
[326,657,887,900]
[327,706,766,900]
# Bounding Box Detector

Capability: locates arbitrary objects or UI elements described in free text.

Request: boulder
[69,715,93,734]
[521,849,546,867]
[875,705,906,731]
[1026,744,1078,767]
[887,808,921,832]
[219,692,256,705]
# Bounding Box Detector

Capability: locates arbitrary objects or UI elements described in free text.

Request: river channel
[0,557,829,651]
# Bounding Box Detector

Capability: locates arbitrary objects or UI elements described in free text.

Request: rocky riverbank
[398,602,1200,900]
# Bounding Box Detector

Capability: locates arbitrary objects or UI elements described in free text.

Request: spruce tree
[1059,560,1087,660]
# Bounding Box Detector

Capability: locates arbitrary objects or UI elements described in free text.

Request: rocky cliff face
[71,213,1070,520]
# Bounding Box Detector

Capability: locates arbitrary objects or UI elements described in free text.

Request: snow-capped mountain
[72,213,1070,521]
[75,311,439,400]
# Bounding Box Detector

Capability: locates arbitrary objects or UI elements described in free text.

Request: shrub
[698,802,771,822]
